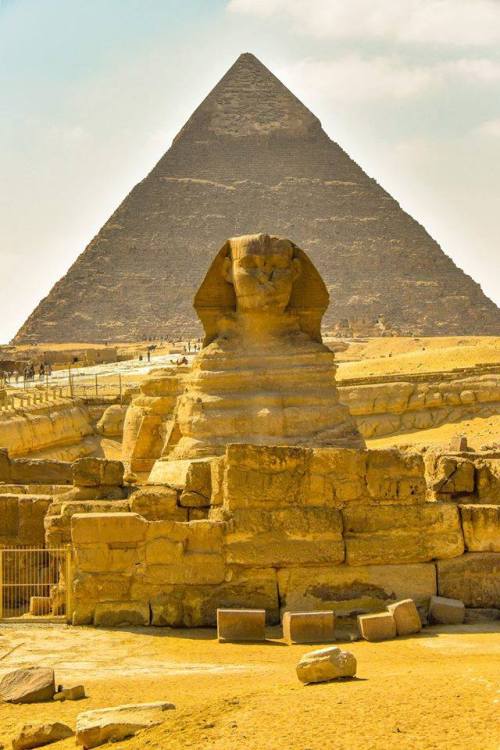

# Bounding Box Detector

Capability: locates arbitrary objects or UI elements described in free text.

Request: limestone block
[223,444,313,510]
[76,702,175,749]
[0,447,11,481]
[96,404,126,437]
[358,612,397,641]
[437,553,500,607]
[145,538,184,566]
[476,459,500,503]
[29,596,51,616]
[148,458,212,502]
[387,599,422,635]
[283,610,335,644]
[129,486,185,521]
[210,456,226,506]
[73,572,131,603]
[148,567,279,627]
[73,458,124,488]
[71,513,147,544]
[278,564,436,615]
[427,456,475,497]
[10,459,72,485]
[76,543,140,574]
[139,554,226,586]
[343,504,464,565]
[225,507,344,567]
[0,667,55,703]
[460,505,500,552]
[94,601,150,627]
[18,495,52,545]
[429,595,465,624]
[12,722,74,750]
[54,684,86,701]
[308,448,366,506]
[296,646,356,684]
[0,494,19,540]
[365,449,426,504]
[217,608,266,641]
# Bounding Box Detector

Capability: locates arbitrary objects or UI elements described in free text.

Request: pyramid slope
[14,53,500,343]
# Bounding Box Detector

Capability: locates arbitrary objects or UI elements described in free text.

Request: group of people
[1,362,53,385]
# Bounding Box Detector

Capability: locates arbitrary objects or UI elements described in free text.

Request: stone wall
[338,372,500,439]
[0,397,94,457]
[70,444,499,627]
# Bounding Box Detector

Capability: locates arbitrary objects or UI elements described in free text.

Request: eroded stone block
[387,599,421,635]
[94,601,150,627]
[71,513,147,544]
[429,595,465,624]
[217,608,266,642]
[283,610,335,644]
[296,646,356,683]
[343,504,464,565]
[358,612,397,641]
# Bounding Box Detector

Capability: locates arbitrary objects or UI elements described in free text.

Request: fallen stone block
[0,667,55,703]
[217,608,266,642]
[357,612,397,641]
[12,721,74,750]
[387,599,422,636]
[283,611,336,644]
[296,646,357,684]
[53,684,86,701]
[29,596,51,617]
[76,701,175,748]
[429,595,465,624]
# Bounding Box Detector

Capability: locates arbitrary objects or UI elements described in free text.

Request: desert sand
[0,624,499,750]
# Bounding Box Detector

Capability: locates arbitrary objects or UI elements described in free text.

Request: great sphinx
[148,233,364,468]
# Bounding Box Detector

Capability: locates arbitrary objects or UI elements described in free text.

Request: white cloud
[284,56,436,103]
[281,55,500,104]
[228,0,500,46]
[476,118,500,137]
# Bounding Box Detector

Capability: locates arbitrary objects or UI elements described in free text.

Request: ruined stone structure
[14,53,500,344]
[68,445,500,628]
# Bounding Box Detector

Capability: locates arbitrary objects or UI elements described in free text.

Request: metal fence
[0,546,72,622]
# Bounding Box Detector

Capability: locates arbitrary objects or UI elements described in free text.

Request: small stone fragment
[296,646,357,684]
[53,684,86,701]
[429,595,465,624]
[358,612,397,642]
[12,721,74,750]
[76,702,175,749]
[0,667,55,704]
[387,599,422,636]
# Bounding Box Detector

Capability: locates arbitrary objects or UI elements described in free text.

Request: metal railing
[0,546,72,622]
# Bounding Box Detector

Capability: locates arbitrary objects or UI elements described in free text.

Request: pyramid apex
[173,52,322,142]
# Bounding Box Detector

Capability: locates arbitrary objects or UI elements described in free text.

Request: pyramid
[14,53,500,343]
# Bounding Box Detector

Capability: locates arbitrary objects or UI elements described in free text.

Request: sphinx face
[224,235,301,313]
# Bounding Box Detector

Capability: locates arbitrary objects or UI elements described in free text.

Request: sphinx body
[159,234,364,462]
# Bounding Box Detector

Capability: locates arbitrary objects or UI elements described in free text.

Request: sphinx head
[194,233,329,345]
[221,234,301,313]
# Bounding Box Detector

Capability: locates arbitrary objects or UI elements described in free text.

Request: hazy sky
[1,0,499,343]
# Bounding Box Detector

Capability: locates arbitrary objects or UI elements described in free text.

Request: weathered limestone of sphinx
[149,234,363,478]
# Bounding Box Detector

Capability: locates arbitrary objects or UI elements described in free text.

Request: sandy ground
[367,414,500,451]
[336,336,500,379]
[0,623,499,750]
